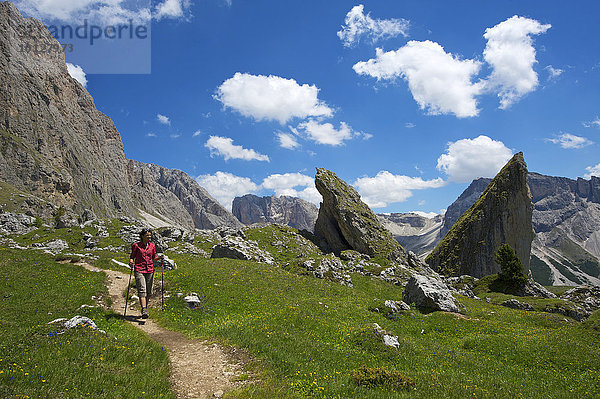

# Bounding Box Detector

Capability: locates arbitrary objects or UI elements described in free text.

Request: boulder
[183,295,201,309]
[402,274,461,313]
[313,168,406,262]
[384,300,410,312]
[426,152,535,278]
[0,212,36,235]
[372,323,400,349]
[211,236,274,264]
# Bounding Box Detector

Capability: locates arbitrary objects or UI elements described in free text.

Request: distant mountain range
[380,173,600,286]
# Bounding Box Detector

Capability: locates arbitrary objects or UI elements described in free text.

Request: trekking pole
[161,257,165,310]
[124,261,134,317]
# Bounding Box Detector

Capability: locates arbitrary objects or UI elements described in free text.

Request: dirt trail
[82,263,246,399]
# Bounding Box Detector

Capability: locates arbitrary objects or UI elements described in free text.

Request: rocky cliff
[314,168,406,261]
[0,2,238,229]
[232,194,318,232]
[426,152,535,277]
[378,213,443,257]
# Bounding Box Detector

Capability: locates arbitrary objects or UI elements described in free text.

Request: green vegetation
[495,244,528,288]
[351,366,414,390]
[153,253,600,398]
[0,248,173,398]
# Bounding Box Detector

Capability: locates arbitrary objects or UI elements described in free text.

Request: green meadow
[1,221,599,398]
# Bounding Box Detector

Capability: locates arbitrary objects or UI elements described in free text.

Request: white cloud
[192,129,203,137]
[483,16,551,109]
[583,118,600,129]
[261,173,321,205]
[584,164,600,179]
[15,0,151,24]
[170,133,181,139]
[66,63,87,87]
[545,65,564,81]
[353,41,483,118]
[157,114,171,125]
[196,171,259,210]
[154,0,191,21]
[205,136,270,162]
[405,122,416,128]
[437,135,513,183]
[293,120,355,146]
[546,133,593,149]
[354,171,446,208]
[337,4,409,47]
[146,132,157,138]
[214,73,333,124]
[276,132,300,150]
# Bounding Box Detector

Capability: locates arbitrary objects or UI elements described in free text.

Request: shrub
[351,366,414,390]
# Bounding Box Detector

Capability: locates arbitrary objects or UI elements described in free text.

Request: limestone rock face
[426,152,535,278]
[232,194,318,232]
[378,213,444,257]
[0,3,239,230]
[313,168,406,261]
[440,178,492,238]
[127,161,241,230]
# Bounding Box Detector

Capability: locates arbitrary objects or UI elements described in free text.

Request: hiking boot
[141,308,149,319]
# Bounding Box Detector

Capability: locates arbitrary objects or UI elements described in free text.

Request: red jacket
[130,242,157,273]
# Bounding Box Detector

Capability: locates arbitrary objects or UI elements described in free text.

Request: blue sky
[14,0,600,215]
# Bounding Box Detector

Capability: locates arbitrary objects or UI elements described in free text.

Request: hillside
[0,1,240,230]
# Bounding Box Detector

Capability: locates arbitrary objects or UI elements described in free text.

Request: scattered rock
[44,239,69,252]
[211,236,274,264]
[501,299,534,311]
[0,212,36,235]
[372,323,400,349]
[184,295,201,309]
[384,300,410,312]
[562,286,600,312]
[402,274,461,313]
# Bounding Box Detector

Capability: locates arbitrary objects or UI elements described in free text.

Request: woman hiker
[129,228,164,319]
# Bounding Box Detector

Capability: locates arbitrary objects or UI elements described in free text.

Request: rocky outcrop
[232,194,318,232]
[426,152,535,278]
[210,235,275,264]
[314,168,406,261]
[402,274,461,313]
[127,161,241,230]
[440,178,492,238]
[0,2,239,230]
[378,213,443,257]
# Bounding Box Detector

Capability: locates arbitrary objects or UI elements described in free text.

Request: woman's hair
[139,228,153,240]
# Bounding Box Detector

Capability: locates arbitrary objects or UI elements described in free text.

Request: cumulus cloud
[15,0,151,24]
[157,114,171,125]
[215,73,333,124]
[276,132,300,150]
[353,41,483,118]
[196,171,259,210]
[154,0,191,20]
[584,164,600,179]
[205,136,270,162]
[437,135,513,183]
[483,16,551,109]
[337,4,409,47]
[66,63,87,87]
[546,133,593,149]
[261,173,321,205]
[583,118,600,129]
[293,120,356,146]
[354,171,446,208]
[545,65,564,81]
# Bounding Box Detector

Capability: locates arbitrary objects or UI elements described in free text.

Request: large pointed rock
[426,152,535,277]
[314,168,406,261]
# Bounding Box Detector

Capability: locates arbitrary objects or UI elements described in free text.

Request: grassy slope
[0,248,173,398]
[155,254,600,398]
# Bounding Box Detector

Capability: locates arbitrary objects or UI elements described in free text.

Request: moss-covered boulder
[313,168,406,261]
[426,152,535,277]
